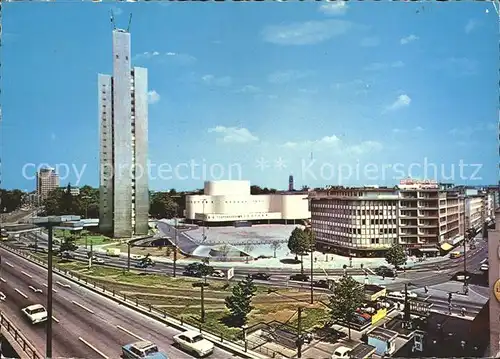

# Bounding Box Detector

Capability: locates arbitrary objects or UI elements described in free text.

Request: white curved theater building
[185,180,311,225]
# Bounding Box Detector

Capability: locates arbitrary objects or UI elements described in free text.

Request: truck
[106,248,121,257]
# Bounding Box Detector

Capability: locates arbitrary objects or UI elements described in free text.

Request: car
[313,280,330,289]
[121,340,169,359]
[22,304,48,324]
[211,270,225,278]
[173,330,214,357]
[60,251,75,259]
[332,346,352,358]
[183,263,203,277]
[375,266,394,277]
[94,257,105,264]
[289,274,310,282]
[480,263,489,271]
[251,273,271,281]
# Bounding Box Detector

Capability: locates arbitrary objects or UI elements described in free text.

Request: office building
[36,168,59,200]
[288,175,294,192]
[98,27,149,238]
[185,180,310,225]
[310,179,466,257]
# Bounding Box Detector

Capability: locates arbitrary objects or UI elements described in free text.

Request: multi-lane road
[0,247,238,359]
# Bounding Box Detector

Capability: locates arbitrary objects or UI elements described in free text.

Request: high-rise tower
[98,28,149,238]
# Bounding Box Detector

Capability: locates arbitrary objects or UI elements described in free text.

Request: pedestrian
[424,286,428,294]
[461,307,466,317]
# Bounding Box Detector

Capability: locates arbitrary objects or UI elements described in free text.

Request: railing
[0,312,43,359]
[0,243,267,359]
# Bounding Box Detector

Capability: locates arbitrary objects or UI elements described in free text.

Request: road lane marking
[5,262,13,268]
[21,271,32,278]
[0,278,6,283]
[42,284,58,293]
[116,325,145,341]
[52,316,59,323]
[14,288,28,299]
[78,337,109,359]
[56,281,71,288]
[72,301,95,314]
[28,286,42,293]
[0,292,6,301]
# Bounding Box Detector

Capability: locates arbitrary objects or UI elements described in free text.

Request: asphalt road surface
[0,248,237,359]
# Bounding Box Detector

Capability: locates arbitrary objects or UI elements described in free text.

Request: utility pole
[88,240,93,269]
[403,283,410,323]
[202,200,207,242]
[46,224,54,359]
[173,216,178,277]
[310,248,314,304]
[297,307,303,358]
[127,242,131,271]
[200,284,205,323]
[463,208,468,291]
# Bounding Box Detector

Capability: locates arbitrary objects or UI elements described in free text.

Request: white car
[22,304,48,324]
[173,330,214,357]
[211,270,224,278]
[94,257,105,264]
[332,346,351,358]
[480,263,489,271]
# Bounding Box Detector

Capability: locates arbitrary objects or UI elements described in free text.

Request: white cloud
[363,61,404,71]
[346,141,383,155]
[392,128,407,134]
[318,2,348,16]
[147,90,160,104]
[360,37,380,47]
[400,34,419,45]
[202,75,232,87]
[282,135,341,150]
[413,126,424,132]
[236,85,261,94]
[268,70,314,84]
[208,126,259,144]
[465,19,477,34]
[261,20,353,46]
[386,94,411,111]
[134,51,196,65]
[449,122,495,136]
[392,126,423,134]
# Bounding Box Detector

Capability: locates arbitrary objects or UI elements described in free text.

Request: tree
[225,276,257,326]
[59,233,78,253]
[0,189,25,213]
[288,227,309,273]
[149,192,179,219]
[198,262,214,284]
[243,242,254,263]
[269,241,282,258]
[328,275,364,340]
[303,227,316,253]
[218,243,231,259]
[385,244,407,269]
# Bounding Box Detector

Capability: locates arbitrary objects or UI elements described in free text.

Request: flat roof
[350,343,376,358]
[368,327,398,342]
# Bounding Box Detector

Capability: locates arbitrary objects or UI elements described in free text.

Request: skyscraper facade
[98,28,149,238]
[36,168,59,200]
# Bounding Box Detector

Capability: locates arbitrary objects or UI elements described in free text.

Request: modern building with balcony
[310,179,467,257]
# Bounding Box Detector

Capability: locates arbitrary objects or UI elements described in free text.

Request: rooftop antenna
[110,10,117,30]
[127,13,133,32]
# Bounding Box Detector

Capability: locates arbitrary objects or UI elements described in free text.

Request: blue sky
[2,2,498,191]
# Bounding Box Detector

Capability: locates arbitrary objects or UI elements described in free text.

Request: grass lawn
[28,250,329,336]
[53,229,113,246]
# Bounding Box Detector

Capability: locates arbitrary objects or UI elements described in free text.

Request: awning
[418,248,439,253]
[450,235,464,245]
[440,243,453,251]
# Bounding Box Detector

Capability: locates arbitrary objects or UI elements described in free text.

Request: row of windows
[313,218,398,226]
[204,213,270,220]
[189,200,266,204]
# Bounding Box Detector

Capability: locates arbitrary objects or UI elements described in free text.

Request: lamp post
[173,209,178,278]
[462,201,468,292]
[32,215,80,359]
[202,199,207,242]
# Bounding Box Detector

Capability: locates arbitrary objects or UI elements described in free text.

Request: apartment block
[488,211,500,357]
[36,168,59,200]
[98,28,149,238]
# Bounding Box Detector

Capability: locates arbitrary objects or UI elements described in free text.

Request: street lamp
[173,207,179,278]
[201,199,207,242]
[32,215,80,359]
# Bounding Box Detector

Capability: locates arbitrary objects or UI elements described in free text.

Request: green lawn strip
[286,307,330,333]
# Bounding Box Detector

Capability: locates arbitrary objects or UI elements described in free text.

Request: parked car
[22,304,48,325]
[289,274,310,282]
[251,273,271,281]
[173,330,214,357]
[211,270,225,278]
[480,263,489,272]
[121,340,169,359]
[60,251,75,259]
[94,257,105,264]
[332,346,352,358]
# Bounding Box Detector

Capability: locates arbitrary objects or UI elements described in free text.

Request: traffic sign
[227,267,234,280]
[493,279,500,302]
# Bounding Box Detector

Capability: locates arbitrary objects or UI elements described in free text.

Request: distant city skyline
[2,2,498,191]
